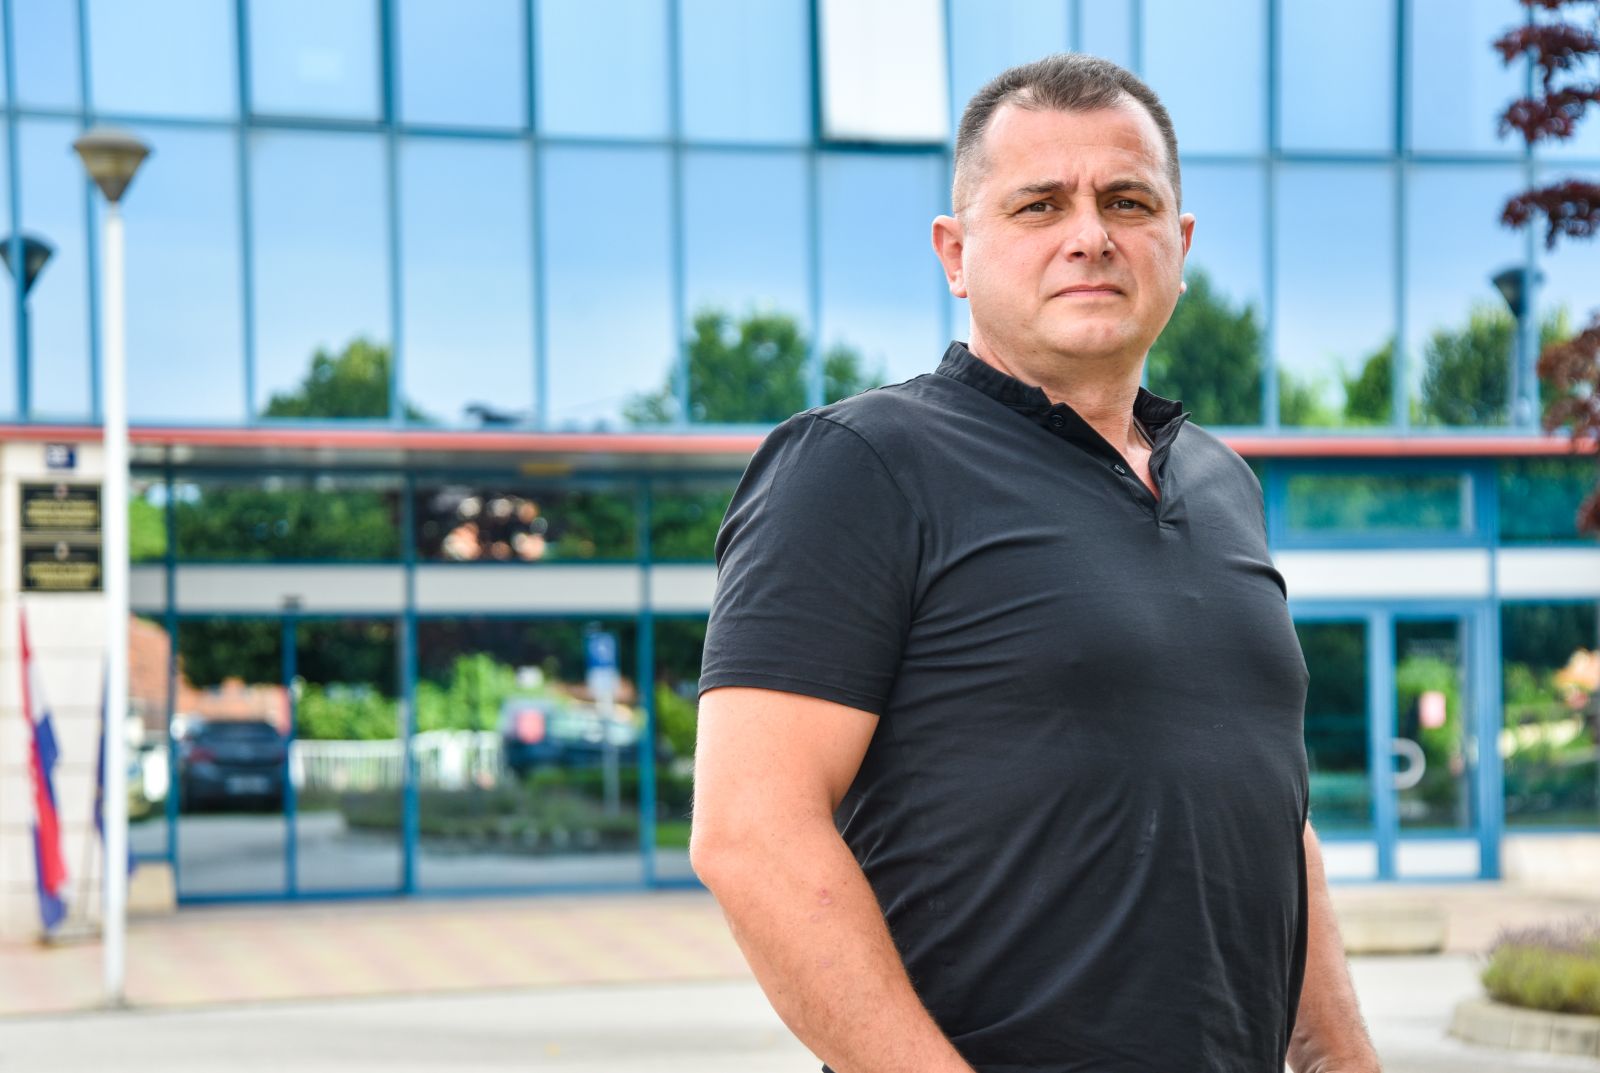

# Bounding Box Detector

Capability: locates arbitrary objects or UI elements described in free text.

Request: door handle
[1391,737,1426,791]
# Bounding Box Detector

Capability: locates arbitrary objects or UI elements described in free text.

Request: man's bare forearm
[1287,824,1382,1073]
[695,818,975,1073]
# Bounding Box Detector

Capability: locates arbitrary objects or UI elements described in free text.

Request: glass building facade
[1,0,1596,898]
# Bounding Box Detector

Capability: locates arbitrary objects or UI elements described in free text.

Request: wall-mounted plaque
[22,541,102,592]
[21,482,101,534]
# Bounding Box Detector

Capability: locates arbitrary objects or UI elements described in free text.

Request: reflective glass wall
[3,1,1592,431]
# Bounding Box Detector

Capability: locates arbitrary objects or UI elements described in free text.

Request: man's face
[936,99,1194,368]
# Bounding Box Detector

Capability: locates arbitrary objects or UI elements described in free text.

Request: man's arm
[1286,823,1383,1073]
[690,685,976,1073]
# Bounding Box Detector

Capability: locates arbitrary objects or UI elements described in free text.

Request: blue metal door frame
[1291,598,1501,880]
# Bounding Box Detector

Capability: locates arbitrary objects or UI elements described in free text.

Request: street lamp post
[1492,264,1544,429]
[72,126,149,1009]
[0,233,54,413]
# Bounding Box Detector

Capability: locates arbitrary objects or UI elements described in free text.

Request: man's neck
[964,336,1147,456]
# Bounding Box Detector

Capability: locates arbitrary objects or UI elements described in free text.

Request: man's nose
[1057,207,1114,261]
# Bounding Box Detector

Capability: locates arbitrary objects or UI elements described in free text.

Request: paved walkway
[0,880,1596,1022]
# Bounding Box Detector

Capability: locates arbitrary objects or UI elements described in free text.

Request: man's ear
[931,214,968,299]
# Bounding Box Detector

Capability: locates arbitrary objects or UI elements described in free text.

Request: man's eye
[1112,198,1146,211]
[1022,201,1052,213]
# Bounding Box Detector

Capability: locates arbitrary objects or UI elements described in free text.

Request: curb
[1449,996,1600,1059]
[1337,904,1447,955]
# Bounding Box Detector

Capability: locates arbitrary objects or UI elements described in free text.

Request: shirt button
[1112,463,1128,475]
[1048,414,1066,430]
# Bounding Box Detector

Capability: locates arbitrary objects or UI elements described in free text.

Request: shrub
[1482,918,1600,1015]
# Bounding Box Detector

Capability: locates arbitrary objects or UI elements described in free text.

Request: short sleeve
[698,412,922,717]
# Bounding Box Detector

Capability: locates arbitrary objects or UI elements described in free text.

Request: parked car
[176,718,288,812]
[499,694,639,775]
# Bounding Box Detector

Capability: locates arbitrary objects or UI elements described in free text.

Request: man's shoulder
[1176,419,1263,494]
[776,374,946,465]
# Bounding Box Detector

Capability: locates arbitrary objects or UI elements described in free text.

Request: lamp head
[0,233,54,294]
[72,127,151,204]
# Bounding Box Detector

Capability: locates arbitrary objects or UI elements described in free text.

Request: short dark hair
[952,53,1181,214]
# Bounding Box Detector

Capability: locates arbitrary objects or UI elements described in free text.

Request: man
[690,53,1381,1073]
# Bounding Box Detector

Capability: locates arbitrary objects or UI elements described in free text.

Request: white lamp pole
[73,127,149,1009]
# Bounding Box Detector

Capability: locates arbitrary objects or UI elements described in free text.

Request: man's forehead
[979,100,1168,182]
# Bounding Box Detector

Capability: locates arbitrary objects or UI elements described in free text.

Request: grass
[1482,917,1600,1016]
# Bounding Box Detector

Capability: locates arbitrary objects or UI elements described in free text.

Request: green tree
[625,309,879,425]
[1146,268,1263,425]
[262,337,432,422]
[1417,304,1569,427]
[1278,369,1338,428]
[1339,339,1393,426]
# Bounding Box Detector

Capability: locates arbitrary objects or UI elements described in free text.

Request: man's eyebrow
[1004,178,1164,204]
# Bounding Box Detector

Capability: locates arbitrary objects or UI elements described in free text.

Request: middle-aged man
[689,53,1382,1073]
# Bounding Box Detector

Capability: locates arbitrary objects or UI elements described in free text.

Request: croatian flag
[19,609,68,931]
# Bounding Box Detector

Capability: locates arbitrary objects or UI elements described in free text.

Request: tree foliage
[625,309,879,425]
[1146,268,1262,425]
[1495,0,1600,530]
[262,337,432,422]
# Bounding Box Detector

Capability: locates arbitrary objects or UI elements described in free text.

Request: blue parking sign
[585,631,617,673]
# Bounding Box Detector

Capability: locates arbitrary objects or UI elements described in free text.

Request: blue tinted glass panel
[1286,472,1471,534]
[683,151,808,325]
[1079,0,1134,69]
[683,150,810,422]
[1405,164,1523,428]
[1409,0,1525,154]
[948,0,1068,134]
[1142,0,1264,154]
[398,0,524,128]
[1538,166,1600,346]
[13,0,79,108]
[680,0,809,143]
[123,127,243,423]
[249,0,379,119]
[400,139,534,427]
[1180,162,1265,316]
[542,147,674,429]
[819,153,946,389]
[1278,0,1394,152]
[0,137,13,417]
[1275,165,1396,427]
[537,1,668,139]
[88,0,235,118]
[18,121,91,420]
[250,132,390,418]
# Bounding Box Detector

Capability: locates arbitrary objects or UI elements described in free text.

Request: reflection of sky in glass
[1409,0,1525,154]
[124,127,244,423]
[680,0,810,144]
[18,121,90,420]
[1279,0,1394,153]
[947,0,1068,135]
[400,139,534,426]
[251,132,389,416]
[537,1,668,139]
[682,150,809,326]
[249,0,378,119]
[0,137,11,416]
[88,0,235,118]
[398,0,523,129]
[13,0,78,108]
[1404,164,1523,409]
[1178,162,1265,316]
[819,153,947,387]
[1142,0,1265,155]
[1274,165,1396,411]
[542,147,674,430]
[1537,167,1600,332]
[1080,0,1135,70]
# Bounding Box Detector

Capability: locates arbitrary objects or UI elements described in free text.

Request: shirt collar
[933,340,1190,455]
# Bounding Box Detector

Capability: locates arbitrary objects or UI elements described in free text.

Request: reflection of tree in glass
[625,309,880,425]
[1416,304,1570,427]
[650,487,734,561]
[173,480,400,561]
[262,336,433,422]
[1146,267,1262,426]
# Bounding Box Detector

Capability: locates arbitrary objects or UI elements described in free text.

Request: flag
[19,609,68,932]
[94,672,136,878]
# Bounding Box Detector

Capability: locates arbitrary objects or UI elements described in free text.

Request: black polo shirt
[699,341,1311,1073]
